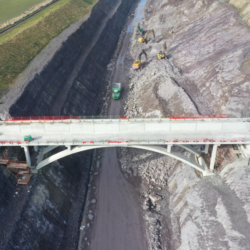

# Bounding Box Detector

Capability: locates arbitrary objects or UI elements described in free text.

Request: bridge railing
[4,114,228,122]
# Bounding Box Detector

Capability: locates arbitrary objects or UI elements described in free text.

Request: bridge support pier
[22,146,31,167]
[34,146,38,152]
[205,144,209,154]
[210,144,220,171]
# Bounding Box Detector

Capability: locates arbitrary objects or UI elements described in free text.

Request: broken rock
[88,214,94,220]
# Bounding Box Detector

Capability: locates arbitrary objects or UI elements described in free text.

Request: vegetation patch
[0,0,47,25]
[0,0,96,94]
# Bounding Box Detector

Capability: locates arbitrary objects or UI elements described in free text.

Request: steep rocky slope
[129,0,250,117]
[115,0,250,249]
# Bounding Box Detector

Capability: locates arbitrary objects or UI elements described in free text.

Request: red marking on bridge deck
[5,116,81,121]
[83,142,94,144]
[108,141,128,143]
[170,117,228,119]
[119,116,128,120]
[170,114,228,119]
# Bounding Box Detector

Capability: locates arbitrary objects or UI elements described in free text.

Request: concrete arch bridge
[1,115,250,177]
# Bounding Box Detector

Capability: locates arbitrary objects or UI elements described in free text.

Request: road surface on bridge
[0,118,249,146]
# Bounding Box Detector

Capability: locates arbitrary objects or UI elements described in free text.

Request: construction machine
[24,135,32,142]
[132,49,147,69]
[137,24,144,34]
[112,83,121,99]
[158,42,166,59]
[138,29,155,43]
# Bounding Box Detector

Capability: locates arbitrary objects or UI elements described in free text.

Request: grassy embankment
[0,0,46,24]
[0,0,96,94]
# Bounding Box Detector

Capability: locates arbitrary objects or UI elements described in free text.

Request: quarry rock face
[129,0,250,117]
[169,0,250,117]
[117,0,250,248]
[1,148,93,250]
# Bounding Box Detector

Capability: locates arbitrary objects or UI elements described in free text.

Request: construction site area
[2,0,250,249]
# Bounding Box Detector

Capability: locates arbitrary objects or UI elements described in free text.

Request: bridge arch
[36,145,212,177]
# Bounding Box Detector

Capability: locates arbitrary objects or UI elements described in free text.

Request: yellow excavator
[138,29,155,43]
[158,42,166,59]
[133,49,147,69]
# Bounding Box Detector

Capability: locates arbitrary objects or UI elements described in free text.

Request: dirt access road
[90,0,148,249]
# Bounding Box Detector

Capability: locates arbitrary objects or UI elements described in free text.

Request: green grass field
[0,0,46,25]
[0,0,96,94]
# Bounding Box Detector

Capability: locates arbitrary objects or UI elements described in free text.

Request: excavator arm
[133,49,147,69]
[138,49,147,61]
[138,29,155,43]
[144,29,155,40]
[162,42,166,53]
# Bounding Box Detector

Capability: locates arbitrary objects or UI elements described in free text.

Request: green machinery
[137,24,144,35]
[112,83,121,100]
[24,135,32,141]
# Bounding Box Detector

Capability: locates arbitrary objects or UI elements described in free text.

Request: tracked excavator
[158,42,166,59]
[132,49,147,69]
[138,29,155,43]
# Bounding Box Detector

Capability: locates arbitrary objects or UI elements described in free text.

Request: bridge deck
[0,118,249,145]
